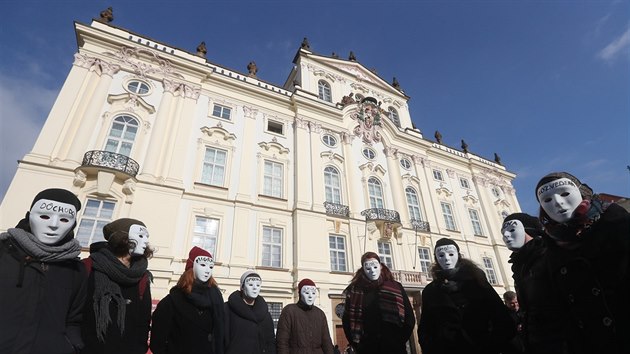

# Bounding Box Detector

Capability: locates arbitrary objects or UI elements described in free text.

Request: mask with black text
[537,177,583,223]
[242,276,262,299]
[29,198,77,245]
[193,255,214,283]
[128,224,149,256]
[363,258,381,281]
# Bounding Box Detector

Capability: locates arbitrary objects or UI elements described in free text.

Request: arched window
[388,107,400,127]
[367,177,384,208]
[405,187,423,221]
[318,80,332,102]
[324,166,342,204]
[104,115,139,156]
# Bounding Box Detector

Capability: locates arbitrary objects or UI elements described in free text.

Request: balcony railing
[410,219,431,233]
[360,208,401,224]
[324,202,350,217]
[81,150,139,177]
[391,270,429,288]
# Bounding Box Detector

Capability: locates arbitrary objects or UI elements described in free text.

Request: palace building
[0,16,521,352]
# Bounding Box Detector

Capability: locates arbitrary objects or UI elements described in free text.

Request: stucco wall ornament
[105,46,183,80]
[73,53,121,77]
[351,99,383,145]
[162,78,200,99]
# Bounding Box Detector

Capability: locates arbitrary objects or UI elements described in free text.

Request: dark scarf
[186,281,213,308]
[345,278,406,343]
[0,228,81,262]
[90,248,148,342]
[543,199,604,243]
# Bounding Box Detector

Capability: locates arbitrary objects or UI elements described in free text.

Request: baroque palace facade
[0,18,521,352]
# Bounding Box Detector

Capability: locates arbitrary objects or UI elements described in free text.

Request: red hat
[298,278,316,293]
[185,246,213,271]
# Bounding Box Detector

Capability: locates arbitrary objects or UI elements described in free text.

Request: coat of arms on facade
[352,97,383,145]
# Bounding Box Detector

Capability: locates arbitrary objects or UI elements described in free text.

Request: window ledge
[255,266,290,272]
[330,270,353,276]
[258,194,287,202]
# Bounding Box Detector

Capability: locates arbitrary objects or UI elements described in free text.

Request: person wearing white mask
[224,270,276,354]
[276,278,334,354]
[151,247,225,354]
[81,218,153,354]
[342,252,415,354]
[418,238,515,354]
[0,188,86,354]
[535,172,630,354]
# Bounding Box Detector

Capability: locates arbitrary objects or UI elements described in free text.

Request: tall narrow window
[441,202,457,230]
[418,247,432,279]
[193,217,219,256]
[324,166,342,204]
[201,147,227,186]
[263,160,283,198]
[262,226,282,268]
[405,187,422,221]
[377,241,394,269]
[388,107,400,127]
[267,302,283,330]
[318,80,332,102]
[76,199,116,247]
[483,257,498,285]
[468,209,483,235]
[367,177,384,208]
[329,235,347,272]
[104,115,138,156]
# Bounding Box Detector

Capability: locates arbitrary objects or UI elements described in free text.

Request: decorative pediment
[258,141,290,155]
[462,191,479,205]
[402,174,421,186]
[359,162,386,177]
[107,93,156,114]
[494,198,511,208]
[200,126,236,142]
[435,183,453,197]
[320,151,344,164]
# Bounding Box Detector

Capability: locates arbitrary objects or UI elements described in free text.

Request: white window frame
[322,134,337,147]
[76,198,116,247]
[266,119,284,135]
[377,241,394,269]
[104,115,139,157]
[261,226,283,268]
[388,107,400,127]
[405,187,423,221]
[263,160,284,198]
[459,177,470,189]
[362,147,376,160]
[418,247,432,279]
[126,80,150,95]
[329,234,347,272]
[318,80,332,102]
[432,169,444,181]
[468,208,484,236]
[441,202,457,231]
[212,104,232,120]
[400,158,412,170]
[201,147,227,187]
[367,177,384,208]
[483,257,499,285]
[324,166,342,204]
[192,216,219,257]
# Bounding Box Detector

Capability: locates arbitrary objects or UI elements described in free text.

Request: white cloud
[598,27,630,61]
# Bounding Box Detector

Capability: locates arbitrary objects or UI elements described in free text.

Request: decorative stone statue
[392,77,401,90]
[461,139,469,153]
[340,93,355,107]
[349,51,357,61]
[301,37,310,50]
[434,130,443,144]
[196,41,207,58]
[247,61,258,77]
[99,7,114,23]
[494,152,502,165]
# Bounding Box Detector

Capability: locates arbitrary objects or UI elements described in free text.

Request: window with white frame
[492,186,502,199]
[126,80,150,95]
[266,120,284,135]
[201,147,227,186]
[432,169,444,181]
[459,177,470,189]
[76,199,116,247]
[104,115,139,156]
[418,247,432,279]
[262,226,282,267]
[400,158,412,170]
[468,209,484,235]
[483,257,498,285]
[329,235,347,272]
[267,302,283,330]
[322,134,337,147]
[212,104,231,120]
[388,107,400,127]
[377,241,394,269]
[367,177,384,208]
[324,166,342,204]
[441,202,457,230]
[405,187,423,221]
[362,147,376,160]
[192,217,219,256]
[318,80,332,102]
[263,160,283,198]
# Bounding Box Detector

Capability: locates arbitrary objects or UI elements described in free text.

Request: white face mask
[435,245,459,270]
[29,199,77,245]
[300,285,317,306]
[193,256,214,283]
[363,258,381,281]
[242,277,262,299]
[502,220,527,250]
[128,224,149,256]
[537,178,583,223]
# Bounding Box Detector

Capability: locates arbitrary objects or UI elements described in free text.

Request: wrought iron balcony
[410,219,431,233]
[360,208,401,224]
[81,150,139,178]
[324,202,350,217]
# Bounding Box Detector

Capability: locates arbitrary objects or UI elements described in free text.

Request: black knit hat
[535,172,593,202]
[503,213,544,238]
[103,218,145,241]
[434,238,460,253]
[30,188,81,212]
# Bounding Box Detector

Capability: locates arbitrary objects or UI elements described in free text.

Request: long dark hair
[349,251,394,286]
[107,230,154,259]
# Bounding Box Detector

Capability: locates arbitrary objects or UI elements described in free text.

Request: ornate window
[318,80,332,102]
[405,187,423,221]
[263,160,283,198]
[362,147,376,160]
[483,257,498,285]
[367,177,384,208]
[432,169,444,181]
[468,209,484,235]
[104,115,139,157]
[126,80,150,95]
[76,199,116,247]
[400,158,412,170]
[440,202,457,231]
[322,134,337,147]
[377,241,394,269]
[193,217,219,257]
[201,147,227,187]
[324,166,342,204]
[388,107,400,127]
[262,226,282,268]
[212,104,231,120]
[329,235,347,272]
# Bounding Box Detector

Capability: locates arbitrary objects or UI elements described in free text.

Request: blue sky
[1,1,628,215]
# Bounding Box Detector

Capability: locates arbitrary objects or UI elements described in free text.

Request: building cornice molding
[73,53,121,77]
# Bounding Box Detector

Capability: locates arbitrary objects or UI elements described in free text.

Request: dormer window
[318,80,332,102]
[388,107,400,127]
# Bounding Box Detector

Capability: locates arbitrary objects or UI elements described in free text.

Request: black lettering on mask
[502,220,518,229]
[38,202,75,217]
[537,179,577,196]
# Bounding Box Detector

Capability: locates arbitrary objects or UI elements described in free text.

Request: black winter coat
[81,258,152,354]
[224,290,276,354]
[150,285,225,354]
[0,235,87,354]
[544,203,630,354]
[418,262,516,354]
